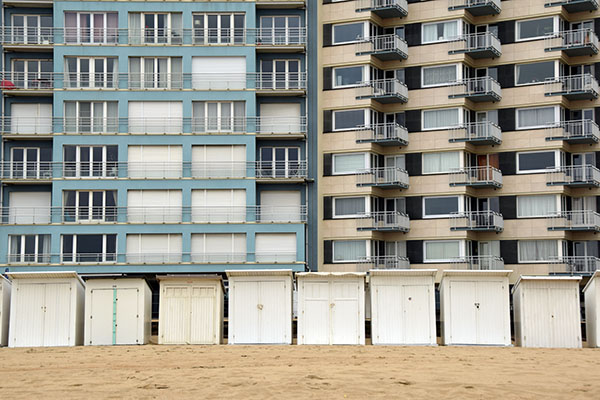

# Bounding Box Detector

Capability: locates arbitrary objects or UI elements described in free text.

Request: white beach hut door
[43,283,72,346]
[259,281,287,343]
[302,281,329,344]
[449,281,478,344]
[14,284,45,347]
[475,281,506,345]
[115,288,139,344]
[162,286,190,344]
[374,285,401,344]
[190,286,216,344]
[331,281,360,345]
[232,281,260,343]
[525,287,551,347]
[90,289,114,345]
[403,285,432,345]
[550,288,580,348]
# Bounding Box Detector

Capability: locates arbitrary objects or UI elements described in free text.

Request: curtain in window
[333,240,366,262]
[519,240,558,262]
[335,197,365,216]
[422,152,460,174]
[65,12,78,43]
[443,21,458,40]
[518,107,556,128]
[425,241,460,261]
[422,24,437,43]
[234,102,245,132]
[423,65,457,86]
[9,236,20,262]
[334,154,365,173]
[65,58,77,88]
[423,109,459,130]
[517,195,557,217]
[129,13,141,44]
[39,235,50,262]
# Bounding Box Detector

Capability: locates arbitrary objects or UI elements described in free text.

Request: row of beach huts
[0,269,599,348]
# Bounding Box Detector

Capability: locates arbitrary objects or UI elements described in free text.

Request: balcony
[356,34,408,61]
[357,211,410,232]
[450,211,504,232]
[256,0,306,9]
[449,166,503,188]
[0,26,53,49]
[546,120,600,144]
[256,160,308,181]
[356,79,408,104]
[0,71,53,94]
[548,211,600,232]
[545,29,599,56]
[356,123,408,146]
[545,0,599,12]
[356,167,409,189]
[544,74,599,100]
[448,121,502,145]
[450,256,505,271]
[1,161,53,181]
[358,255,410,269]
[448,0,501,15]
[448,77,501,102]
[448,32,502,59]
[546,165,600,188]
[550,256,600,274]
[356,0,408,18]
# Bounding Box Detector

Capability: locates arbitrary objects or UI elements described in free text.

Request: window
[62,234,117,263]
[192,101,245,133]
[422,64,459,87]
[333,240,367,262]
[64,101,118,133]
[515,61,556,86]
[65,57,117,89]
[516,17,556,41]
[63,190,117,222]
[333,197,367,218]
[128,145,182,179]
[191,189,245,223]
[333,109,367,131]
[260,59,301,90]
[128,101,183,134]
[332,153,368,174]
[129,57,182,89]
[333,22,366,45]
[422,20,460,43]
[193,13,245,44]
[423,196,460,218]
[10,147,52,179]
[424,240,462,262]
[259,147,301,178]
[11,14,52,45]
[516,106,560,129]
[126,234,182,263]
[191,233,246,262]
[255,233,296,262]
[8,234,50,263]
[129,13,183,44]
[11,59,52,89]
[260,16,302,45]
[128,190,183,223]
[422,108,461,130]
[517,151,561,173]
[517,195,558,218]
[333,66,365,88]
[422,151,460,174]
[65,12,118,44]
[63,145,118,178]
[518,240,559,263]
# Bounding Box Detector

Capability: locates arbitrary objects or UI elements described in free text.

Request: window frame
[421,63,461,88]
[421,107,464,131]
[332,109,369,131]
[332,239,369,263]
[423,239,465,263]
[60,233,117,263]
[332,152,370,175]
[421,151,463,175]
[515,16,559,42]
[421,19,462,44]
[517,239,563,263]
[332,196,368,219]
[516,105,562,130]
[332,65,368,89]
[514,60,558,87]
[516,150,562,174]
[422,195,463,218]
[332,21,368,45]
[516,194,561,218]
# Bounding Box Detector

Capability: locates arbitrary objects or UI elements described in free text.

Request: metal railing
[449,121,502,143]
[358,78,408,101]
[451,256,505,270]
[450,211,504,231]
[546,165,600,186]
[545,28,599,52]
[547,210,600,231]
[356,123,408,144]
[448,0,501,9]
[0,27,307,46]
[356,167,409,187]
[546,120,600,142]
[449,32,502,56]
[544,74,599,97]
[357,211,410,231]
[256,160,308,179]
[449,166,503,187]
[550,256,600,273]
[449,76,502,100]
[356,0,409,12]
[356,34,408,57]
[358,255,410,269]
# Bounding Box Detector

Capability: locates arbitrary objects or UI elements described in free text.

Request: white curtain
[422,24,437,43]
[422,151,460,174]
[40,234,51,262]
[517,195,557,217]
[518,107,556,128]
[425,241,460,261]
[519,240,558,262]
[423,65,457,86]
[333,154,366,173]
[443,21,458,40]
[129,13,141,44]
[423,108,459,130]
[335,197,365,216]
[333,240,366,262]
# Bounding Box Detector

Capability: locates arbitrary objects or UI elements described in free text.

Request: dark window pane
[424,197,459,216]
[518,152,555,171]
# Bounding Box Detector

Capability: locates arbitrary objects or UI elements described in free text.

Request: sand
[0,345,598,399]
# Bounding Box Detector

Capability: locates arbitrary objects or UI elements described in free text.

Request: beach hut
[226,269,292,345]
[84,278,152,346]
[7,271,85,347]
[513,276,582,348]
[297,272,365,345]
[439,270,511,346]
[0,276,11,346]
[370,269,437,346]
[158,275,224,345]
[584,271,600,348]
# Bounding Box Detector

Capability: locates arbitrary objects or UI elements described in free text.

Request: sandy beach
[0,344,598,399]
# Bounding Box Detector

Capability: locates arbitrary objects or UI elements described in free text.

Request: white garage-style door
[127,189,182,223]
[191,145,246,178]
[192,56,246,89]
[11,103,52,134]
[191,189,246,223]
[259,103,301,134]
[88,288,139,345]
[255,233,296,262]
[128,145,182,178]
[128,101,182,134]
[9,191,51,224]
[259,191,301,223]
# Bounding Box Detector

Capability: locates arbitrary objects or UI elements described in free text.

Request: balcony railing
[256,160,308,179]
[356,79,408,103]
[449,166,503,188]
[358,255,410,269]
[1,116,307,135]
[547,210,600,231]
[0,27,307,47]
[356,167,410,189]
[0,71,53,91]
[545,0,599,12]
[449,32,502,58]
[357,211,410,232]
[355,34,408,61]
[544,74,599,100]
[356,123,408,146]
[450,211,504,232]
[545,29,599,56]
[546,165,600,187]
[550,256,600,274]
[448,0,501,15]
[448,121,502,145]
[450,256,505,270]
[546,120,600,144]
[449,77,502,102]
[356,0,408,18]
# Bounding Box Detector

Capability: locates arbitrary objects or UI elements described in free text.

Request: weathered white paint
[584,271,600,348]
[0,276,11,346]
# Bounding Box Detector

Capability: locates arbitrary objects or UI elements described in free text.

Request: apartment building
[319,0,600,278]
[0,0,317,275]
